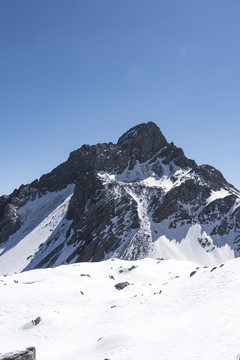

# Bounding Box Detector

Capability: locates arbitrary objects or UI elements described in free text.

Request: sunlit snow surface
[0,258,240,360]
[149,224,234,265]
[206,189,231,204]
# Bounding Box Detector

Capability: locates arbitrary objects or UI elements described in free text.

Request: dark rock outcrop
[31,317,41,326]
[0,347,36,360]
[115,282,130,290]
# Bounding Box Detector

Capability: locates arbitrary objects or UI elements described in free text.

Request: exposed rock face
[31,317,41,326]
[0,347,36,360]
[1,121,240,272]
[0,203,20,243]
[0,186,37,243]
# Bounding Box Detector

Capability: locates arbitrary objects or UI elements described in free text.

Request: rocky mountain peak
[1,122,240,274]
[116,122,168,170]
[117,121,166,146]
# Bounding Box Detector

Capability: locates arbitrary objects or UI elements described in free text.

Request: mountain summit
[0,122,240,274]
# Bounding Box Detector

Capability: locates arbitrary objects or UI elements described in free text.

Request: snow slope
[0,258,240,360]
[100,167,236,265]
[0,185,74,275]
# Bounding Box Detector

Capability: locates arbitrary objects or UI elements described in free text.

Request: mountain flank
[0,122,240,274]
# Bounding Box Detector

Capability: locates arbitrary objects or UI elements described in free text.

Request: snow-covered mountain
[1,122,240,274]
[1,257,240,360]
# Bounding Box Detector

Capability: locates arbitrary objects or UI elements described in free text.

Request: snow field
[0,258,240,360]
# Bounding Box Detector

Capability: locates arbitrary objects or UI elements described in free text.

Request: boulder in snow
[115,282,130,290]
[0,347,36,360]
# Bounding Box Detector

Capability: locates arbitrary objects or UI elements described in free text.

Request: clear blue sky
[1,0,240,195]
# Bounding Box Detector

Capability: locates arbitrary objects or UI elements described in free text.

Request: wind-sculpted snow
[0,258,240,360]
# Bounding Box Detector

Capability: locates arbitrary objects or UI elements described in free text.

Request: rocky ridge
[0,122,240,273]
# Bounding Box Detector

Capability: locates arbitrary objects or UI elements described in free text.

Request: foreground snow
[0,258,240,360]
